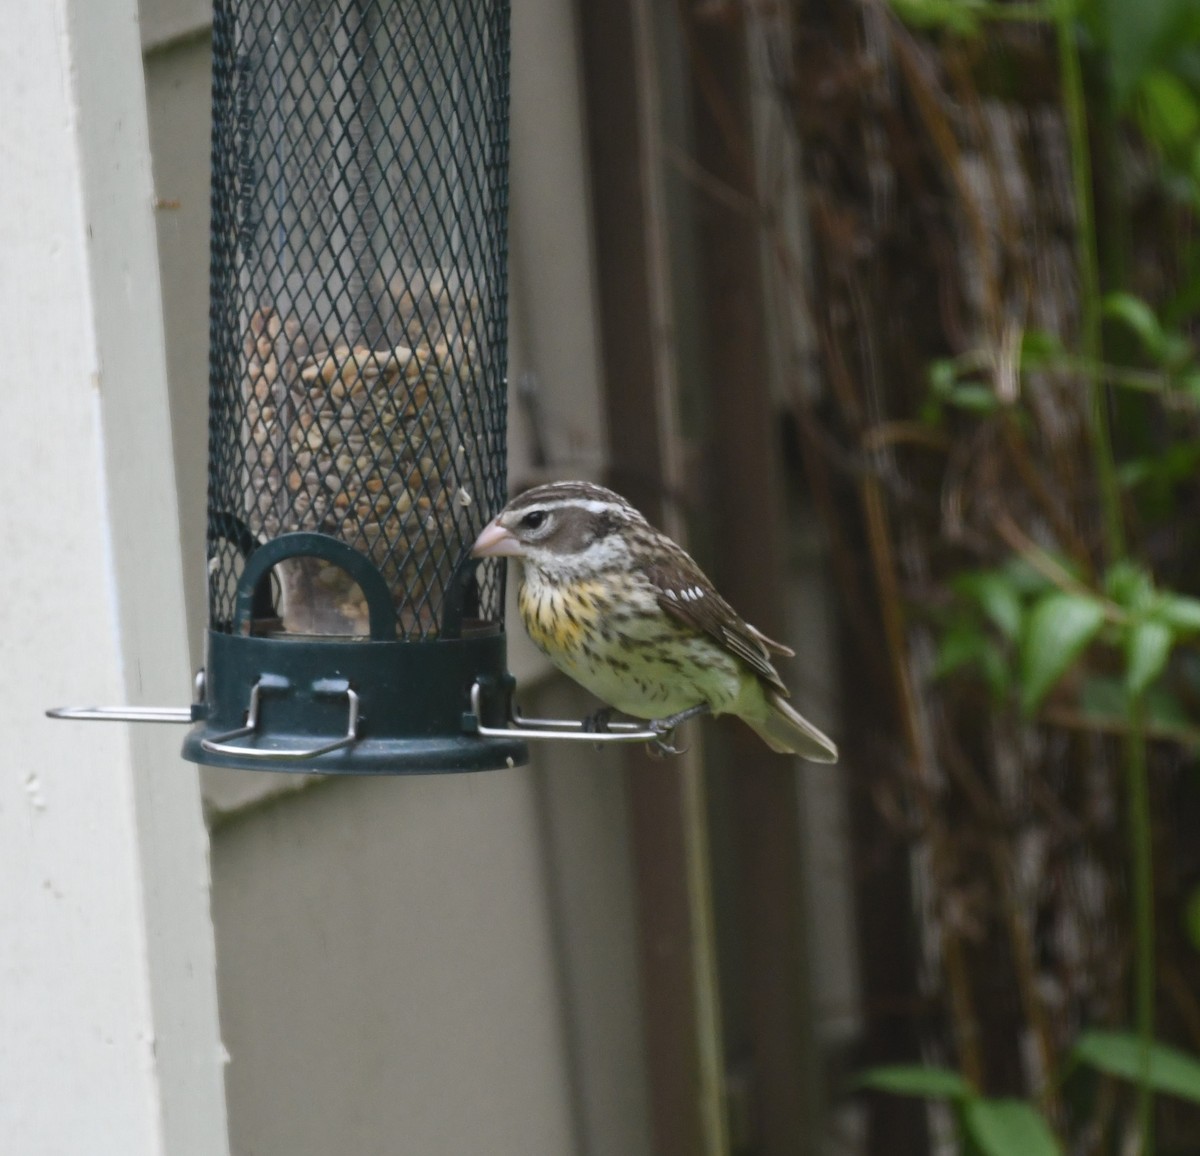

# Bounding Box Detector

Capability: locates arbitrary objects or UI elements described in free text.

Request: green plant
[859,1033,1200,1154]
[844,0,1200,1149]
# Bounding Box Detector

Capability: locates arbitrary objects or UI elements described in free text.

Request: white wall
[0,0,228,1152]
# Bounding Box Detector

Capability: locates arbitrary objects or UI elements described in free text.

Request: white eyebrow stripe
[516,499,632,517]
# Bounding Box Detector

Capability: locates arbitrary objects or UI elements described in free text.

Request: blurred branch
[991,512,1113,609]
[1043,706,1200,748]
[661,140,760,218]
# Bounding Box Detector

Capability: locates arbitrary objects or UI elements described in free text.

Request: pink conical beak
[471,517,523,558]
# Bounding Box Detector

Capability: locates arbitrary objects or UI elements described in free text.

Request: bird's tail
[744,690,838,763]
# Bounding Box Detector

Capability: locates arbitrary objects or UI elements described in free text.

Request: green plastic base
[182,629,528,774]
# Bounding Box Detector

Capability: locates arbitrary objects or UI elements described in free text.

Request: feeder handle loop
[210,511,274,620]
[199,678,361,761]
[235,532,397,641]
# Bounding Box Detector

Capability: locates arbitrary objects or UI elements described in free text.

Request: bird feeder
[183,0,531,772]
[49,0,669,768]
[54,0,530,772]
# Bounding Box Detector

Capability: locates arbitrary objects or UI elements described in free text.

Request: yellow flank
[519,578,605,655]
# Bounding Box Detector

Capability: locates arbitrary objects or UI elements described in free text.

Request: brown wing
[644,557,792,696]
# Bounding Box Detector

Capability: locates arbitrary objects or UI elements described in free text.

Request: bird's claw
[645,717,687,758]
[646,734,686,758]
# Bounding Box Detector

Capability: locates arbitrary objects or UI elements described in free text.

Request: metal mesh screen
[206,0,509,638]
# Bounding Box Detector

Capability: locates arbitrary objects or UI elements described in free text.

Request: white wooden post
[0,1,230,1152]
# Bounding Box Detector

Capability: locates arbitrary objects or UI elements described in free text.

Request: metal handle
[199,678,361,761]
[234,533,397,641]
[466,681,660,744]
[46,706,193,723]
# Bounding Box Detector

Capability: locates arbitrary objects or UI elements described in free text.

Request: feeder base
[182,629,527,774]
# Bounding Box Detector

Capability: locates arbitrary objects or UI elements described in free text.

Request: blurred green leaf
[926,357,1002,414]
[961,1099,1062,1156]
[1164,442,1200,478]
[1096,0,1200,107]
[1140,68,1200,150]
[933,627,1010,697]
[1105,560,1156,612]
[1021,592,1106,714]
[1117,445,1200,524]
[934,624,988,680]
[1159,593,1200,632]
[929,358,960,396]
[855,1064,972,1099]
[1104,292,1167,358]
[920,398,945,427]
[1126,619,1174,697]
[979,642,1011,699]
[1144,685,1192,732]
[953,570,1024,641]
[1003,556,1057,596]
[1118,444,1200,492]
[1178,368,1200,401]
[1162,334,1195,373]
[1117,458,1153,489]
[1080,674,1128,719]
[949,383,1000,413]
[1078,678,1191,733]
[1075,1031,1200,1104]
[1184,885,1200,953]
[1020,328,1067,371]
[888,0,985,36]
[1103,292,1194,370]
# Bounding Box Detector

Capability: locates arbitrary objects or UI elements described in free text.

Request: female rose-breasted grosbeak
[471,481,837,762]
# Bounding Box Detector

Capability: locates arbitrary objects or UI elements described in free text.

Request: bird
[471,480,837,762]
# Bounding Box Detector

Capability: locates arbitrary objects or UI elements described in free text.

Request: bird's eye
[521,510,547,530]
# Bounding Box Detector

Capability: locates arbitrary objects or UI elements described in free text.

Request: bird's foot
[653,703,711,732]
[582,706,616,735]
[583,707,618,752]
[644,703,710,759]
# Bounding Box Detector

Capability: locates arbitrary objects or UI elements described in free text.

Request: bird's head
[471,481,647,579]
